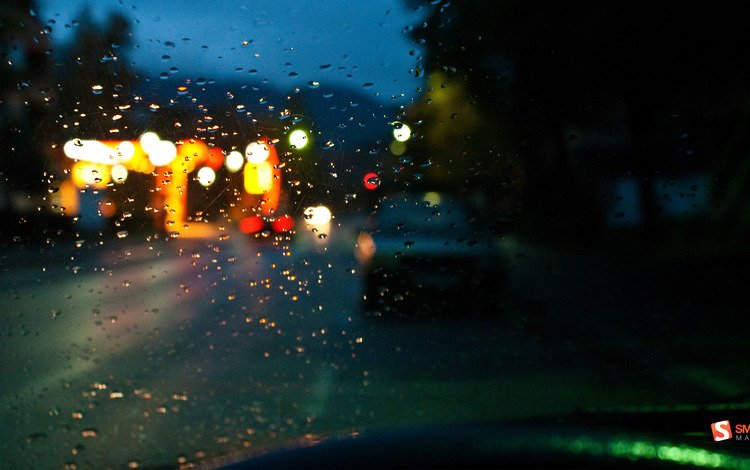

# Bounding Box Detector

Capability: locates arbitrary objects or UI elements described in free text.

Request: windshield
[2,1,750,468]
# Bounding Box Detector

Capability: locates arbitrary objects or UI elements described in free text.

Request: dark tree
[406,0,750,238]
[0,0,52,196]
[52,7,139,145]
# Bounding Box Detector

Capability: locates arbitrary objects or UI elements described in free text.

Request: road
[1,223,747,468]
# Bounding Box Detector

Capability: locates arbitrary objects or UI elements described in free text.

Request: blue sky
[37,0,428,104]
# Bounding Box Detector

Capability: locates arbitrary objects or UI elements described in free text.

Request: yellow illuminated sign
[244,161,274,194]
[71,162,111,189]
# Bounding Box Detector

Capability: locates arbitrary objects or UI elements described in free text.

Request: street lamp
[289,129,309,149]
[245,141,270,163]
[197,167,216,187]
[225,151,244,172]
[393,122,411,142]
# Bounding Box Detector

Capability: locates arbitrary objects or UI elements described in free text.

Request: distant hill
[134,76,398,149]
[132,75,403,193]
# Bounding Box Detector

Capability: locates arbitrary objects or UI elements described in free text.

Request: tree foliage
[407,0,750,235]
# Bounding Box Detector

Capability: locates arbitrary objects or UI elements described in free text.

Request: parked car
[357,191,503,317]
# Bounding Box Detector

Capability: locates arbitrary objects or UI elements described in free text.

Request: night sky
[37,0,428,104]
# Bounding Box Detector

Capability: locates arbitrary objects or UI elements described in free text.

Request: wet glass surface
[3,1,750,468]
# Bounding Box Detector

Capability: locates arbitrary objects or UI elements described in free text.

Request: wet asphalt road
[1,226,746,468]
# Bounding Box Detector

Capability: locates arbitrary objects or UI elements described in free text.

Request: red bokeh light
[363,172,379,190]
[239,216,265,234]
[271,215,295,233]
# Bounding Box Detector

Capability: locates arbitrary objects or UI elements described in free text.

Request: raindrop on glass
[366,175,381,188]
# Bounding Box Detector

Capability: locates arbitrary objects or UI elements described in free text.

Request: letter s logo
[711,420,733,441]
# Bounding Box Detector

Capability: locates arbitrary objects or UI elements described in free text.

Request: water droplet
[51,309,61,319]
[81,428,98,438]
[25,432,47,443]
[91,85,103,94]
[116,230,128,239]
[308,81,320,89]
[319,64,332,69]
[195,78,207,86]
[75,239,85,248]
[317,233,328,239]
[366,175,381,188]
[322,141,334,150]
[159,72,169,79]
[241,39,253,46]
[362,82,374,88]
